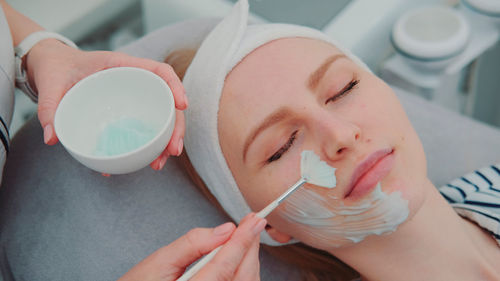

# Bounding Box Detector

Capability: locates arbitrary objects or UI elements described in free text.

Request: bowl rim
[392,5,470,60]
[54,66,176,161]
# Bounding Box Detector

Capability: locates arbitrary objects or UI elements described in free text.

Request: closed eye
[267,130,298,163]
[325,79,359,104]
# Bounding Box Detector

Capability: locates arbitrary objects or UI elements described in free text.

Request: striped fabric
[0,116,9,186]
[0,116,9,183]
[439,164,500,246]
[0,116,9,155]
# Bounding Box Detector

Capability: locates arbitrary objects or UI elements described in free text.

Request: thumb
[37,84,67,145]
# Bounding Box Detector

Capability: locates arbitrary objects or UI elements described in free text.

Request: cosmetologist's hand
[118,213,266,281]
[26,39,187,171]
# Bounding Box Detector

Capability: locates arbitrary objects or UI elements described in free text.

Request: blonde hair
[167,49,359,281]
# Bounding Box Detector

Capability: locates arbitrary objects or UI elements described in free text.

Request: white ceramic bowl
[54,67,175,174]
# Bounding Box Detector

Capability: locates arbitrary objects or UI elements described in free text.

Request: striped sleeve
[0,115,8,186]
[439,164,500,246]
[0,115,9,155]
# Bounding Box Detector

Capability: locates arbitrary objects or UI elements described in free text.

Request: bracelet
[14,31,78,103]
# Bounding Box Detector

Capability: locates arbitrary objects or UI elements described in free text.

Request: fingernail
[152,161,160,170]
[151,159,160,170]
[183,90,189,108]
[213,222,234,236]
[43,124,52,144]
[252,218,267,235]
[240,213,255,224]
[158,154,169,169]
[177,138,183,156]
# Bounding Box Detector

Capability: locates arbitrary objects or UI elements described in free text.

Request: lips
[344,148,395,199]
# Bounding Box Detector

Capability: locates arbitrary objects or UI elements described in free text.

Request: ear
[265,225,293,243]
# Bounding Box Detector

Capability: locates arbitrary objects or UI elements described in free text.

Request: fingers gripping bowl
[54,67,176,174]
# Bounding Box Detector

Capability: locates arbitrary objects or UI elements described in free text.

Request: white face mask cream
[279,182,409,248]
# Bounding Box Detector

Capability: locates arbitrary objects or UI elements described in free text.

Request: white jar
[391,5,470,71]
[460,0,500,29]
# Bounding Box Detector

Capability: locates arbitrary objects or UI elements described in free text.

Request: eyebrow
[308,54,347,90]
[243,107,292,163]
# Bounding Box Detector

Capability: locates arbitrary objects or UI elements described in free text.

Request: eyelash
[325,79,359,104]
[266,79,360,164]
[267,130,298,163]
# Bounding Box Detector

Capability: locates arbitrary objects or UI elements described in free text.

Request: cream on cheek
[278,181,409,247]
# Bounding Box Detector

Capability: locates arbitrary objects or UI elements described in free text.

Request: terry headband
[183,0,370,246]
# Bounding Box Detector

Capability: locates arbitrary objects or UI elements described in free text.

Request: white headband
[183,0,370,246]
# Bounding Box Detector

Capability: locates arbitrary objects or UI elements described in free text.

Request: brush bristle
[300,150,336,188]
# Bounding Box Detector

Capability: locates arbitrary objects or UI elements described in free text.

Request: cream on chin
[279,182,409,247]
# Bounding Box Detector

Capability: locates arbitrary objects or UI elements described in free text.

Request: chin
[385,170,427,225]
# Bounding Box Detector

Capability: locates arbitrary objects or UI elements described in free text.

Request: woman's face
[218,38,428,250]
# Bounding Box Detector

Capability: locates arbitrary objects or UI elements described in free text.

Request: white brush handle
[176,200,280,281]
[177,246,221,281]
[256,200,279,218]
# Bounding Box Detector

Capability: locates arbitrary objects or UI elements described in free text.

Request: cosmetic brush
[177,150,336,281]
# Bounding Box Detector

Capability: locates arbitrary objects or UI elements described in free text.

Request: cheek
[239,154,302,212]
[363,81,428,220]
[358,79,427,178]
[391,126,428,217]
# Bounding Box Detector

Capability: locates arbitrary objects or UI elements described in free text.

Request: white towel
[183,0,370,246]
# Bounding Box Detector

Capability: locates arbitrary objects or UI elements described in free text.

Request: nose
[314,114,361,162]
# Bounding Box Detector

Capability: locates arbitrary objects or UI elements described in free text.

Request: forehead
[226,37,341,90]
[223,37,342,107]
[217,37,343,152]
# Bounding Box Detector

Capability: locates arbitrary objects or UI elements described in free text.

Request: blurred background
[7,0,500,135]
